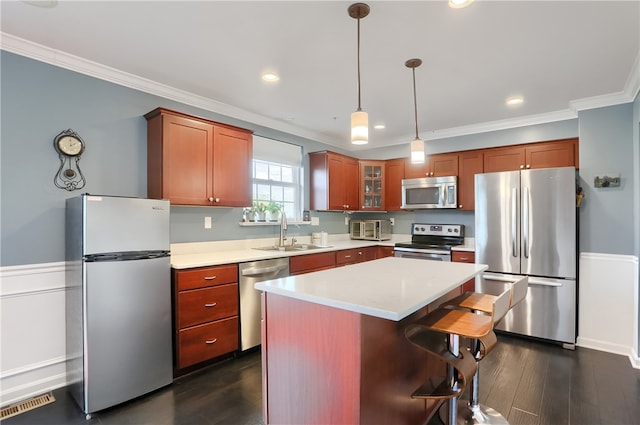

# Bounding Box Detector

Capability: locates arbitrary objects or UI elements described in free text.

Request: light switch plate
[311,217,320,226]
[204,216,212,229]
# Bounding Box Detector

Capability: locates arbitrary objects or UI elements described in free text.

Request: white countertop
[170,234,475,269]
[255,257,487,321]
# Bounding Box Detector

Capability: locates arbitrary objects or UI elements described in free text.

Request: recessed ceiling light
[261,72,279,82]
[448,0,474,9]
[506,96,524,106]
[374,124,385,130]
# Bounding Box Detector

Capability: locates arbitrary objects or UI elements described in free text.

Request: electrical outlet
[204,216,212,229]
[390,218,395,226]
[344,216,349,226]
[311,217,320,226]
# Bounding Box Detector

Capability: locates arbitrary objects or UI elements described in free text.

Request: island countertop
[255,256,487,321]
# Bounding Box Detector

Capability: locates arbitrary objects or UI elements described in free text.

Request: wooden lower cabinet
[173,264,239,371]
[289,251,336,275]
[178,316,239,369]
[452,251,476,293]
[336,247,377,266]
[376,245,395,259]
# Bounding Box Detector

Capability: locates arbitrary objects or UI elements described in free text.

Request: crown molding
[0,32,336,146]
[2,32,638,149]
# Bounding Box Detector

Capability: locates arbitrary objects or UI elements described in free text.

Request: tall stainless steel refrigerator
[475,166,577,348]
[66,194,173,416]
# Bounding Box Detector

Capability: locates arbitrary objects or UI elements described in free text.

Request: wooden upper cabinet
[525,139,577,170]
[145,108,253,207]
[212,126,252,207]
[483,146,526,173]
[359,160,385,211]
[384,158,405,211]
[309,151,359,211]
[484,138,578,173]
[457,150,483,211]
[404,153,459,178]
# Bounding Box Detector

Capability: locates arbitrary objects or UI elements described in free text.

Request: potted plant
[253,201,267,221]
[266,201,282,222]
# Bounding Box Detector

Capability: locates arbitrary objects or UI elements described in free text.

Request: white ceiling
[1,1,639,151]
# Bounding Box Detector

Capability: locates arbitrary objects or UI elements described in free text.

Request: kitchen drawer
[452,251,475,263]
[289,251,336,275]
[336,247,376,266]
[175,264,238,291]
[177,316,239,369]
[178,283,239,328]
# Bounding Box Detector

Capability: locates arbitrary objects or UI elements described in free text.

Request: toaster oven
[349,219,392,241]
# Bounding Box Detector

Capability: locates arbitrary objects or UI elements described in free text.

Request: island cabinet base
[261,293,450,425]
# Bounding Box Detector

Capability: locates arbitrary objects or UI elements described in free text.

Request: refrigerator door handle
[528,277,566,287]
[511,187,518,257]
[523,187,530,259]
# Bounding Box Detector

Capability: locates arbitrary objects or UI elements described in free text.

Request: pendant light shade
[349,3,370,145]
[411,138,425,163]
[351,110,369,145]
[406,58,425,164]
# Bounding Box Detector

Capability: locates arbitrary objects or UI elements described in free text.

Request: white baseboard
[0,356,69,407]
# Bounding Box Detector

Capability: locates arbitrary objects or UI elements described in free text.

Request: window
[252,136,303,220]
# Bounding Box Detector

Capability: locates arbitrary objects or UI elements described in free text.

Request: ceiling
[1,1,639,152]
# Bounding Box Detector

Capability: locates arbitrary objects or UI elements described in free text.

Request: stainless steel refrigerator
[475,167,577,347]
[66,194,173,416]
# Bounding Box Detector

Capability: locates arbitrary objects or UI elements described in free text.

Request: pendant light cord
[356,17,362,111]
[412,67,419,139]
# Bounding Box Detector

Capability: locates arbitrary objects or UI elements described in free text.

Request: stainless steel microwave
[401,176,457,209]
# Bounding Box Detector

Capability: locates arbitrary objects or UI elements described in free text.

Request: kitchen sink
[253,244,330,252]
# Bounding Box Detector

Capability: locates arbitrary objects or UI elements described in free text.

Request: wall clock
[53,128,86,191]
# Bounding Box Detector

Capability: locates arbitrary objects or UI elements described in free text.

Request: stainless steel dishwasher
[239,258,289,351]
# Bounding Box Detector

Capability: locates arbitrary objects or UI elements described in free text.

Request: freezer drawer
[478,274,576,345]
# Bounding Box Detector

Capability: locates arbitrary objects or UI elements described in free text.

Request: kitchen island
[255,257,488,425]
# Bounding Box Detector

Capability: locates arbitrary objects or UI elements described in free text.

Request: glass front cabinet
[359,161,385,210]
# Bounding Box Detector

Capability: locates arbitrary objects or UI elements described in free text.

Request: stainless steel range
[394,223,464,261]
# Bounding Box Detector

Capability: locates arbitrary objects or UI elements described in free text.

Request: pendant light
[406,58,425,164]
[348,3,370,145]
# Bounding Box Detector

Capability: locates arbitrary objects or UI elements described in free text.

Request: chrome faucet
[278,212,288,247]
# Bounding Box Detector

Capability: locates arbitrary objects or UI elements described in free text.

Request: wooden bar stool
[405,288,511,425]
[442,275,528,425]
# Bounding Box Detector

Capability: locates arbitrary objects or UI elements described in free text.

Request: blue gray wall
[1,51,638,269]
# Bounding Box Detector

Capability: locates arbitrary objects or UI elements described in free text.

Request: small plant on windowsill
[253,201,268,222]
[266,201,282,222]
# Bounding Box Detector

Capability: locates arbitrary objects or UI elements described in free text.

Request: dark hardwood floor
[4,334,639,425]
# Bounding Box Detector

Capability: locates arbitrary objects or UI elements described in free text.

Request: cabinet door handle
[459,205,463,208]
[205,338,218,344]
[526,164,531,169]
[519,165,525,169]
[204,302,217,308]
[204,276,217,280]
[208,197,221,203]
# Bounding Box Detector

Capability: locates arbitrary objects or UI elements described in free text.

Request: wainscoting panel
[577,252,639,368]
[0,262,68,407]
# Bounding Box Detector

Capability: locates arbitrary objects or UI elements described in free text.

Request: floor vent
[0,392,56,420]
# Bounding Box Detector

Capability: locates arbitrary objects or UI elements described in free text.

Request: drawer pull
[204,302,217,308]
[204,276,217,280]
[344,255,352,259]
[205,338,218,344]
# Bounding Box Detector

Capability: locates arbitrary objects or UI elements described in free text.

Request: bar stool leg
[447,334,460,424]
[455,338,508,425]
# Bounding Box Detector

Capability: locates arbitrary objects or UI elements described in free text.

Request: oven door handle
[394,247,450,255]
